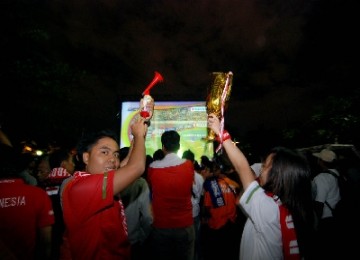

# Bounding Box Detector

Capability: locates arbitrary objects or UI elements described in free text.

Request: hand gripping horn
[140,71,164,121]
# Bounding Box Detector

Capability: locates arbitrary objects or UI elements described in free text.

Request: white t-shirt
[312,169,341,218]
[239,180,283,260]
[192,172,204,218]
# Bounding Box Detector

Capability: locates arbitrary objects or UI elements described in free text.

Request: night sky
[0,0,358,155]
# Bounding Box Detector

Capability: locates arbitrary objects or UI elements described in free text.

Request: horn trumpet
[142,71,164,96]
[140,71,164,121]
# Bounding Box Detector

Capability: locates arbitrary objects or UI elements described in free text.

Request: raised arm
[113,116,147,194]
[207,114,255,190]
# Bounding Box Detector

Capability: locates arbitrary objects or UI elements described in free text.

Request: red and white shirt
[61,170,130,260]
[148,153,194,228]
[0,178,54,259]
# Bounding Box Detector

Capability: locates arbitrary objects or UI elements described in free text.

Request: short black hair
[182,149,195,162]
[76,129,119,164]
[153,149,164,161]
[161,130,180,152]
[49,148,71,169]
[119,146,130,161]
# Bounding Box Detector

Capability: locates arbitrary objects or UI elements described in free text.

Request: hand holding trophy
[205,71,233,152]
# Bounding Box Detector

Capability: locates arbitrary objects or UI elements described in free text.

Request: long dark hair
[262,146,315,259]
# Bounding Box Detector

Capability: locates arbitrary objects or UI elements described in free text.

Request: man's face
[83,137,120,174]
[62,154,76,174]
[37,159,51,181]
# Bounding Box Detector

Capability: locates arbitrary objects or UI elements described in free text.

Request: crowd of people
[1,111,360,259]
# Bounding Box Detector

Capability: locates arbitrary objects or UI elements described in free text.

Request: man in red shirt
[0,143,55,260]
[61,117,148,259]
[147,130,195,260]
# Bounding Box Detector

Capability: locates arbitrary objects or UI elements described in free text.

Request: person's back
[203,176,238,230]
[0,145,55,259]
[148,130,195,260]
[47,148,75,259]
[121,177,152,244]
[119,146,153,260]
[121,177,153,260]
[182,149,204,260]
[202,159,240,260]
[312,149,341,258]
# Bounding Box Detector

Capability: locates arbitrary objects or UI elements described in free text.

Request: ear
[83,153,89,164]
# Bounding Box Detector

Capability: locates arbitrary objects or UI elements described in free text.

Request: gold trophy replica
[205,71,233,141]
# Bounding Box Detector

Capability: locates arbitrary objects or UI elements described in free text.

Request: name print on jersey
[0,196,26,207]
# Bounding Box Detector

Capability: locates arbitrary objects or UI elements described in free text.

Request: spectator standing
[207,114,316,260]
[18,153,38,186]
[312,149,341,258]
[60,117,148,259]
[36,155,51,188]
[46,148,75,259]
[182,149,204,260]
[147,130,195,260]
[119,146,153,260]
[0,142,55,259]
[201,157,240,260]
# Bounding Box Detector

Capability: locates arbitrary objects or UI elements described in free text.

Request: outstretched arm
[207,114,255,190]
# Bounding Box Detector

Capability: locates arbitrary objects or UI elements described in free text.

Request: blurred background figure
[47,148,75,259]
[201,156,240,260]
[152,148,164,161]
[312,149,341,259]
[0,129,55,259]
[119,146,153,260]
[148,130,195,260]
[18,153,38,186]
[182,149,204,260]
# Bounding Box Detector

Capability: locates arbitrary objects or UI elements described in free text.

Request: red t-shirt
[61,170,130,260]
[0,178,55,259]
[148,159,194,228]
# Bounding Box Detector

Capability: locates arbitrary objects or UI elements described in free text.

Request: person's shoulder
[223,176,239,188]
[194,172,204,181]
[23,183,52,197]
[136,177,149,187]
[314,172,331,181]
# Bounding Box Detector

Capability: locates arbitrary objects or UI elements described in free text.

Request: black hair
[262,146,315,258]
[119,146,130,161]
[153,149,165,161]
[182,149,195,162]
[49,148,71,169]
[161,130,180,152]
[76,129,119,164]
